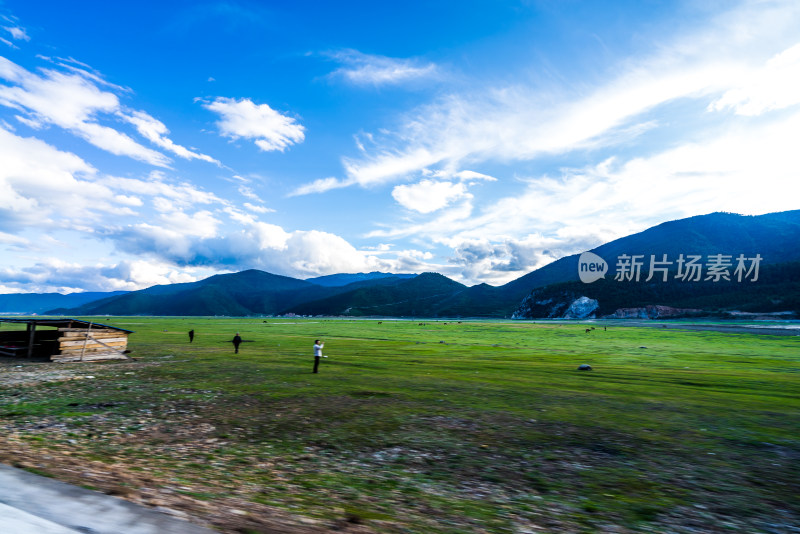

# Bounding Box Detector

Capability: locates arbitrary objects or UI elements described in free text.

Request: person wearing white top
[313,339,324,373]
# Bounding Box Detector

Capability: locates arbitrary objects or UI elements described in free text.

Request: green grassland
[1,317,799,532]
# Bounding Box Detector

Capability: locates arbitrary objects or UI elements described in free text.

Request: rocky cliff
[512,290,598,319]
[513,292,700,320]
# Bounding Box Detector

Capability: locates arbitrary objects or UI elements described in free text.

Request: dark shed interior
[0,318,133,362]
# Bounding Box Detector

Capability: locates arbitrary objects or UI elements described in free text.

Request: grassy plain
[1,317,798,533]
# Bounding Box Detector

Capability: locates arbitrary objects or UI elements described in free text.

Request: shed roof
[0,318,134,334]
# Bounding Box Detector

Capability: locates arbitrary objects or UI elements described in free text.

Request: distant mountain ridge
[48,270,316,317]
[0,291,127,315]
[305,272,416,287]
[502,210,800,296]
[507,210,800,319]
[512,261,800,319]
[289,272,468,317]
[2,209,797,318]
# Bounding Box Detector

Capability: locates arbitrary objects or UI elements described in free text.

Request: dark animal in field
[577,364,592,371]
[585,328,591,333]
[378,321,382,324]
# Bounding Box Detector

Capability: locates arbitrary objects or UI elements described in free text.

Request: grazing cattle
[585,328,591,333]
[378,321,383,325]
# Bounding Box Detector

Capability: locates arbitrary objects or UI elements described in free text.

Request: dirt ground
[0,359,377,534]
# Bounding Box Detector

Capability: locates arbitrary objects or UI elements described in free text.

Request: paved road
[0,464,216,534]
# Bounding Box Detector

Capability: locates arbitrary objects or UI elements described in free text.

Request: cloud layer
[202,97,305,152]
[327,49,439,86]
[3,1,800,293]
[0,56,219,166]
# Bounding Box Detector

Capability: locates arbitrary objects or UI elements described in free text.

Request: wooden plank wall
[53,327,129,362]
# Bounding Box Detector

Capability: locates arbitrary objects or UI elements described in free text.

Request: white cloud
[3,26,29,42]
[79,122,173,166]
[319,0,800,285]
[281,230,380,275]
[4,0,799,291]
[362,243,393,252]
[123,110,220,164]
[46,56,131,93]
[288,176,349,196]
[343,63,734,187]
[374,107,800,284]
[0,230,28,246]
[340,3,800,189]
[366,199,475,241]
[359,93,800,283]
[0,141,232,277]
[101,215,443,280]
[159,209,220,238]
[243,202,273,214]
[392,179,470,213]
[117,260,204,289]
[0,56,219,168]
[445,235,572,285]
[225,207,256,225]
[0,259,203,293]
[454,170,498,182]
[100,172,222,209]
[421,169,498,182]
[343,145,445,188]
[0,57,171,166]
[201,96,305,152]
[13,114,42,129]
[237,185,260,200]
[709,42,800,116]
[0,126,133,229]
[327,49,438,86]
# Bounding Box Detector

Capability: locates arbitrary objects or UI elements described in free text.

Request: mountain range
[0,291,127,315]
[3,210,799,318]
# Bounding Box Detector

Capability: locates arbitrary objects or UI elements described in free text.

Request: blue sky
[1,0,799,293]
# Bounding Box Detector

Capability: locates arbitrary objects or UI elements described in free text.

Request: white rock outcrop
[563,296,599,319]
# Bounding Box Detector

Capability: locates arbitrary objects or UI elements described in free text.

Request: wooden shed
[0,318,133,362]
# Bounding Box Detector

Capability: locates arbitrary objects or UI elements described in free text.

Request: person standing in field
[188,329,195,343]
[232,332,242,354]
[313,339,325,373]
